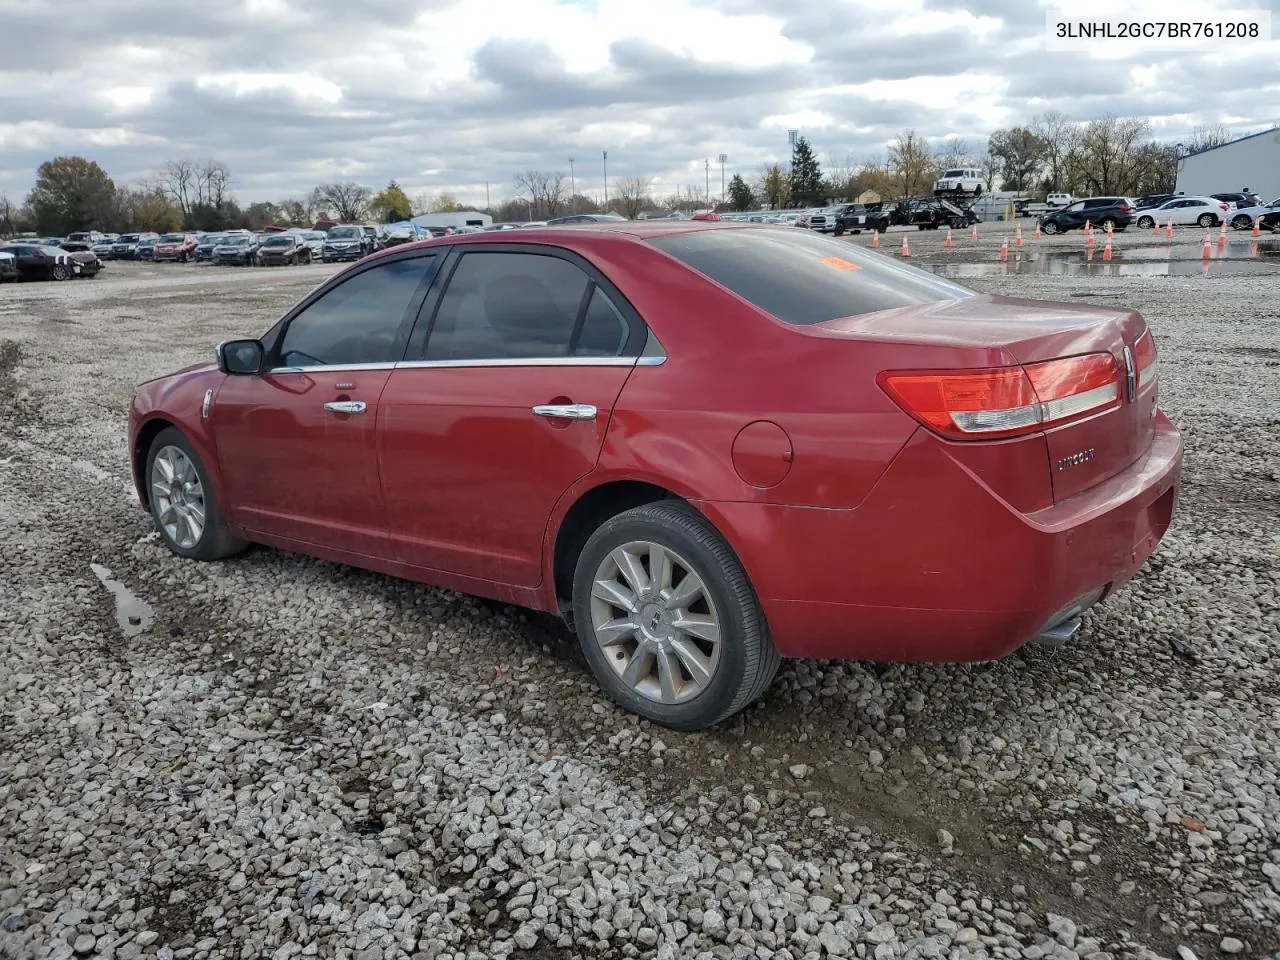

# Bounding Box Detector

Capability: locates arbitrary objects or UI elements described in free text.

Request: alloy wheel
[589,540,722,705]
[150,445,206,550]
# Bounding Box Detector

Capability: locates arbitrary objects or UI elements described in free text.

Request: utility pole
[485,182,490,210]
[704,158,710,206]
[569,158,576,213]
[718,153,728,206]
[602,150,608,209]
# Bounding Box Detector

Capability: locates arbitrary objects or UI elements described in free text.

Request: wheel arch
[132,415,177,509]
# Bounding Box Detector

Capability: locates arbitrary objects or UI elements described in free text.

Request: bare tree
[514,170,568,219]
[156,159,196,220]
[1185,125,1233,153]
[1074,115,1149,194]
[613,176,650,219]
[936,137,973,169]
[986,127,1048,192]
[310,182,372,222]
[888,131,934,198]
[0,192,15,237]
[1031,111,1079,192]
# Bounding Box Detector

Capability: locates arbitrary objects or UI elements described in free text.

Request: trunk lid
[814,294,1158,503]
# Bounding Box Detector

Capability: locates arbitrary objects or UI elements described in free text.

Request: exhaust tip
[1035,615,1083,647]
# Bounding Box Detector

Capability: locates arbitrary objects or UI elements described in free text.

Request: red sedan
[153,233,199,262]
[128,223,1182,730]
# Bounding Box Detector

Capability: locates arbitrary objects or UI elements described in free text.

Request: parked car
[135,236,160,261]
[154,233,199,262]
[322,225,372,262]
[256,233,313,266]
[933,168,985,196]
[1228,197,1280,230]
[1133,196,1231,229]
[67,250,103,277]
[0,243,83,280]
[294,230,327,259]
[1045,193,1073,208]
[546,214,627,225]
[65,231,103,245]
[111,233,144,259]
[0,250,17,282]
[91,238,117,257]
[211,234,262,265]
[194,233,227,262]
[1211,191,1259,209]
[1037,197,1134,234]
[1133,193,1178,210]
[127,222,1181,730]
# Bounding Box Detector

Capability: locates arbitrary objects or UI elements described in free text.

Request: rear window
[647,228,972,325]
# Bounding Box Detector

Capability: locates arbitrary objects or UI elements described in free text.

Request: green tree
[727,174,754,211]
[370,180,413,222]
[26,156,117,234]
[986,127,1048,192]
[758,164,791,209]
[788,136,824,207]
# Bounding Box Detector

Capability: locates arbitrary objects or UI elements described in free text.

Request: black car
[195,233,227,262]
[1134,193,1178,210]
[1212,191,1261,209]
[321,225,372,262]
[1037,196,1134,234]
[0,244,82,280]
[257,234,313,265]
[211,234,263,265]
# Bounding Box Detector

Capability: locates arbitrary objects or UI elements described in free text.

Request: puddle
[922,243,1280,278]
[89,562,154,638]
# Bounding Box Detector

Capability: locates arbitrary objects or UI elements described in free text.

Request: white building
[1176,127,1280,202]
[411,211,492,230]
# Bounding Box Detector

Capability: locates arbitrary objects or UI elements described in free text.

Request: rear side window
[648,228,972,325]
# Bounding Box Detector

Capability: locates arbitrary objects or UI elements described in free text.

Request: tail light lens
[1118,203,1132,212]
[878,353,1121,440]
[1133,328,1158,391]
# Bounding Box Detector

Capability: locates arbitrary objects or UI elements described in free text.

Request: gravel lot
[2,227,1278,960]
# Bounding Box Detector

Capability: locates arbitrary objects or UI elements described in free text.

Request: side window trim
[403,242,653,363]
[261,250,439,371]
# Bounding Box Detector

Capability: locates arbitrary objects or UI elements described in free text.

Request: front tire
[51,263,71,281]
[146,427,246,561]
[571,501,780,731]
[1231,214,1252,229]
[1042,221,1061,234]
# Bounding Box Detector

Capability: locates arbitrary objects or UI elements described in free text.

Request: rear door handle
[532,403,597,421]
[323,400,366,414]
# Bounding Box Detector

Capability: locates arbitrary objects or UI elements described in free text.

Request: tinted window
[425,252,594,360]
[647,228,971,326]
[575,287,629,356]
[279,257,433,367]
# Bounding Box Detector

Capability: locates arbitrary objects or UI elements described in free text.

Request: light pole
[485,182,490,210]
[704,158,710,207]
[718,153,728,206]
[569,158,576,213]
[602,150,608,209]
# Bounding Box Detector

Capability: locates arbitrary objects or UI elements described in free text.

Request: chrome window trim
[263,355,666,375]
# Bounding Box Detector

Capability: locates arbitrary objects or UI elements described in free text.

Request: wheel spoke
[673,613,720,645]
[152,480,172,499]
[621,646,654,688]
[655,649,680,703]
[611,546,649,596]
[154,455,176,484]
[182,510,202,544]
[592,578,638,614]
[595,616,638,646]
[649,543,674,593]
[664,569,705,611]
[670,637,713,688]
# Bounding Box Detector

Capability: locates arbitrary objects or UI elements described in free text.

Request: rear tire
[571,501,780,731]
[1197,213,1215,228]
[1136,215,1155,230]
[146,427,246,562]
[1231,214,1252,230]
[1099,217,1117,232]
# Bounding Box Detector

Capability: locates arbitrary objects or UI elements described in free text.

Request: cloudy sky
[1,0,1277,208]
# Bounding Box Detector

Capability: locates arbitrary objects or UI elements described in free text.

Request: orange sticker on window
[820,255,861,271]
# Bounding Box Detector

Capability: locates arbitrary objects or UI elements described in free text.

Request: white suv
[933,168,985,196]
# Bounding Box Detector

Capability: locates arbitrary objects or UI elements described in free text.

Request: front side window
[648,227,971,326]
[425,251,623,361]
[278,256,434,367]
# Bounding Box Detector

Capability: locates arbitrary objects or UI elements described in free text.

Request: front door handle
[323,400,366,415]
[532,403,597,421]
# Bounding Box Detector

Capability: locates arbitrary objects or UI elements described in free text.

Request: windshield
[221,236,249,246]
[942,169,965,178]
[264,236,293,246]
[648,227,972,325]
[160,234,185,242]
[329,226,360,238]
[118,235,140,243]
[201,235,224,244]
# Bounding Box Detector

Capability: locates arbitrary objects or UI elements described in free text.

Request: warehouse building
[1175,127,1280,202]
[411,211,492,230]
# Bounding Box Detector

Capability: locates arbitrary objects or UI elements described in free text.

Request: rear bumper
[698,412,1183,661]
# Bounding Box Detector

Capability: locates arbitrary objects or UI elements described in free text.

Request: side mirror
[217,339,264,375]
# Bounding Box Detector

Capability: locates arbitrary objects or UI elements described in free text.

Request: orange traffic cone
[1219,220,1228,239]
[900,234,910,257]
[1153,220,1160,236]
[1033,223,1041,240]
[1087,233,1096,249]
[1202,233,1212,258]
[1015,226,1023,246]
[870,230,879,249]
[1252,217,1262,237]
[1084,220,1093,236]
[1251,241,1259,257]
[1102,236,1113,261]
[971,224,979,241]
[1165,220,1173,238]
[944,227,953,248]
[998,236,1009,261]
[1217,229,1227,251]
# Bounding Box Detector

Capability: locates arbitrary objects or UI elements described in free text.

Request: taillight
[878,353,1121,440]
[1133,329,1158,391]
[1119,203,1132,212]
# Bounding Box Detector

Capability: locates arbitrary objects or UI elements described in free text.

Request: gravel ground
[2,231,1278,960]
